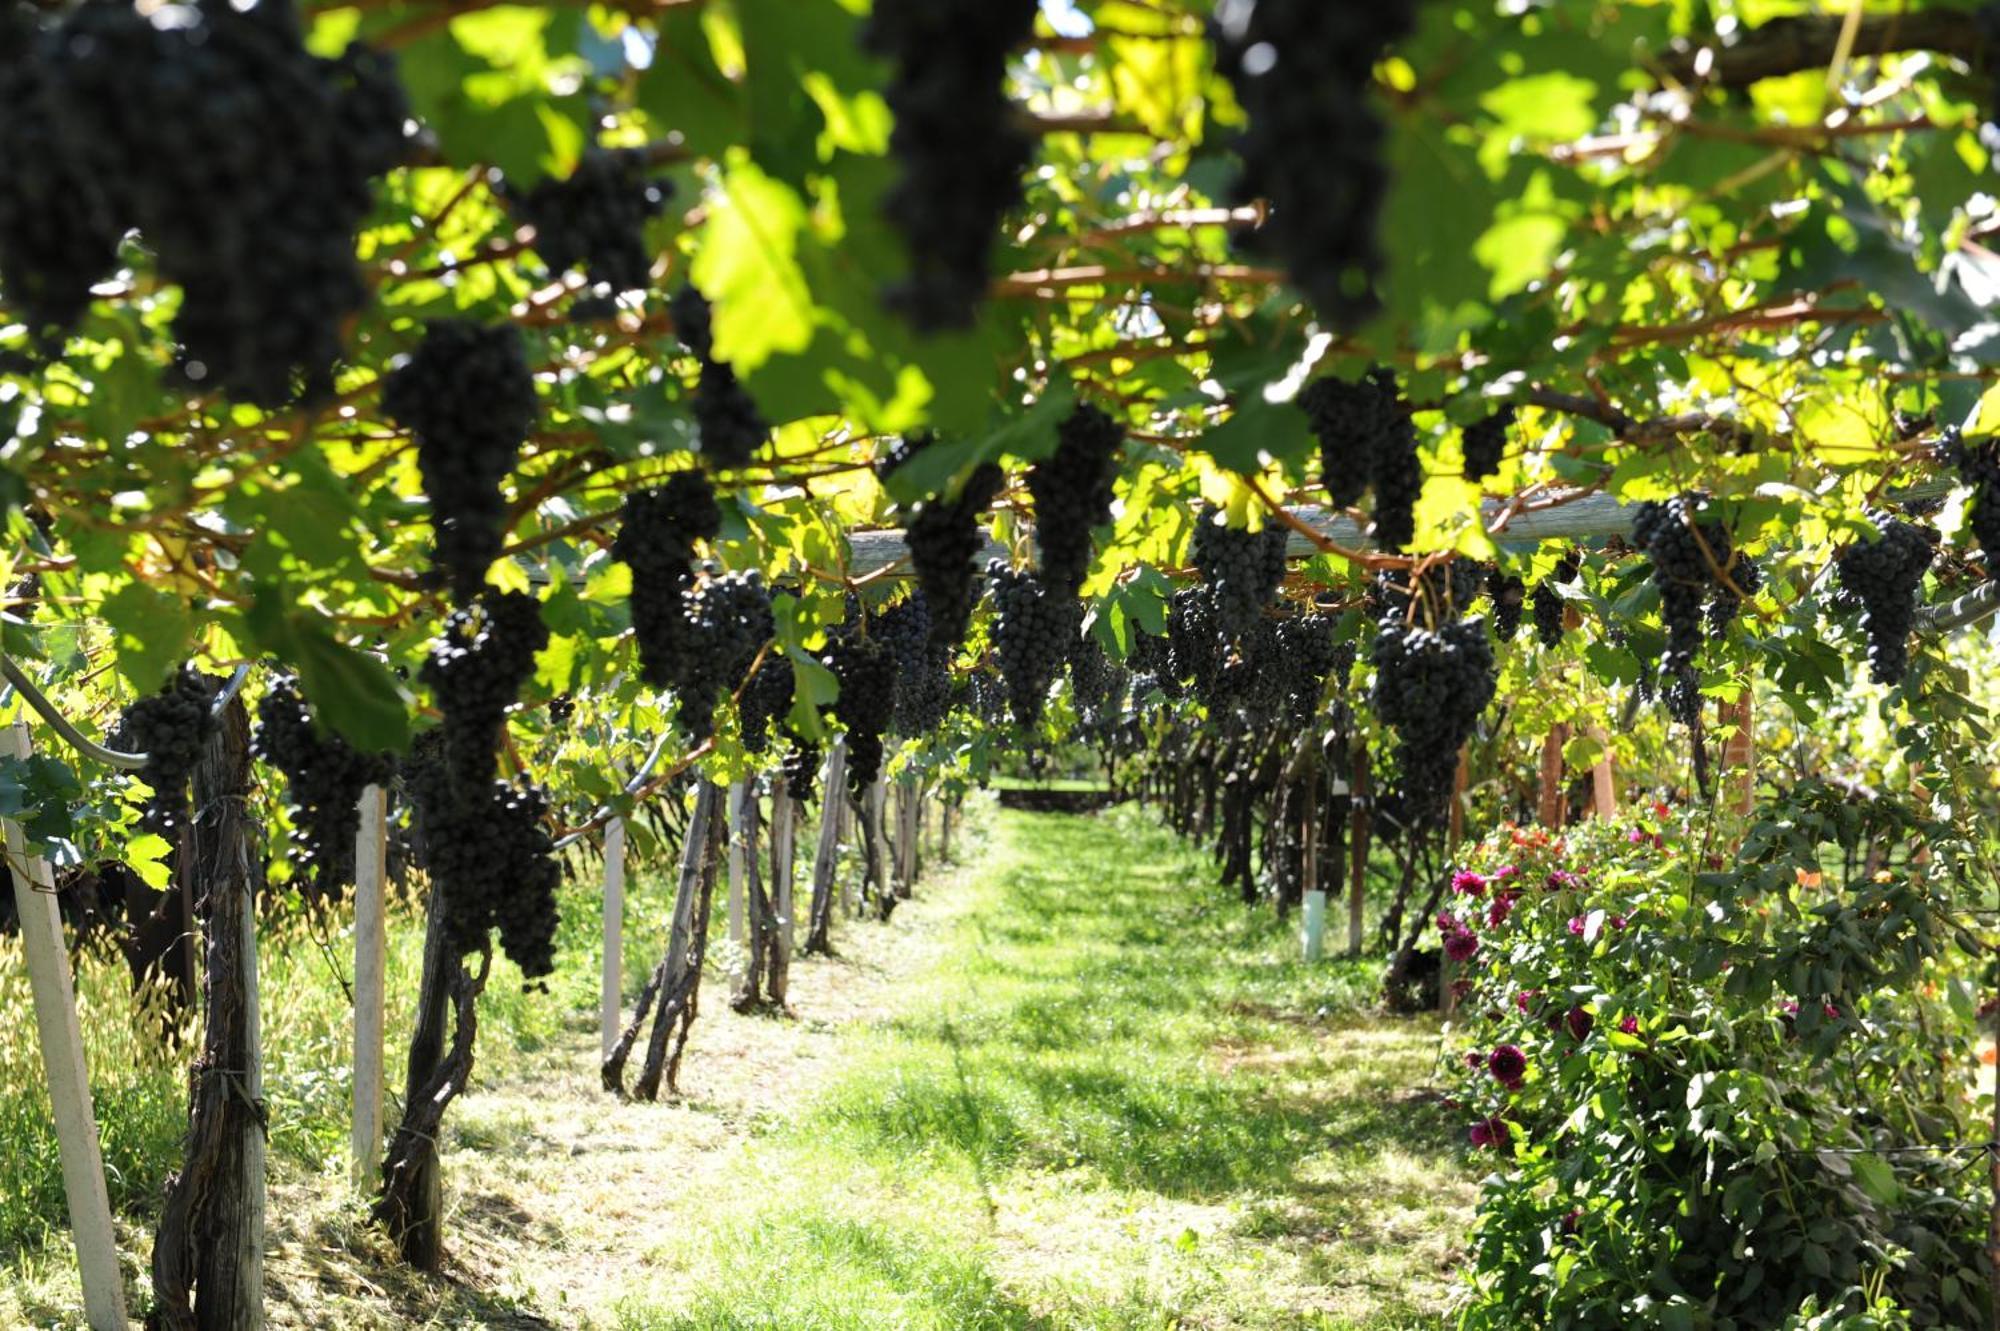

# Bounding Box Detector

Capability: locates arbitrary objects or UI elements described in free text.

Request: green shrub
[1443,785,1988,1330]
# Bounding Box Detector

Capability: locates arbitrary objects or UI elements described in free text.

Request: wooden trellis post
[0,723,128,1331]
[351,783,388,1191]
[806,737,847,955]
[1347,748,1370,958]
[1538,723,1571,828]
[600,817,627,1064]
[1588,727,1617,820]
[726,780,748,993]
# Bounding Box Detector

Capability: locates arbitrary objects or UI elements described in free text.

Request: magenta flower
[1564,1007,1594,1041]
[1468,1116,1510,1149]
[1610,914,1630,930]
[1435,910,1457,932]
[1823,1002,1840,1018]
[1451,869,1488,897]
[1627,828,1646,844]
[1547,869,1580,891]
[1494,865,1519,882]
[1444,931,1479,963]
[1488,1044,1528,1089]
[1464,1050,1484,1068]
[1619,1015,1639,1035]
[1566,916,1586,937]
[1515,989,1540,1013]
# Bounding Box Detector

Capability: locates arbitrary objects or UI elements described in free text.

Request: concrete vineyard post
[351,783,389,1191]
[0,723,128,1331]
[601,817,627,1064]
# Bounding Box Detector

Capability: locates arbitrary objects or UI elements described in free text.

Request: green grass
[985,776,1112,793]
[609,806,1472,1330]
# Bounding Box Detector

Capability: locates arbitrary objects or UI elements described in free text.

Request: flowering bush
[1445,784,1989,1329]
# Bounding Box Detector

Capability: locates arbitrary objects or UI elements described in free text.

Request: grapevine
[1028,403,1125,596]
[253,677,394,903]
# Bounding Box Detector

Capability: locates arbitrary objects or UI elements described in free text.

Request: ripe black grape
[419,591,550,796]
[1371,614,1495,831]
[1832,509,1936,686]
[738,654,795,755]
[860,0,1038,330]
[1212,0,1416,328]
[1532,550,1580,649]
[824,618,897,792]
[1462,406,1514,483]
[383,321,539,603]
[1940,426,2000,575]
[1487,567,1526,641]
[504,149,669,296]
[615,473,722,689]
[1300,366,1421,548]
[254,677,394,904]
[988,563,1075,729]
[903,461,1006,650]
[672,569,775,741]
[1190,509,1289,637]
[1166,587,1222,697]
[0,0,411,402]
[1630,496,1738,722]
[117,667,216,834]
[404,734,561,983]
[781,739,822,804]
[1028,404,1124,596]
[670,285,768,468]
[878,593,951,737]
[1276,611,1338,725]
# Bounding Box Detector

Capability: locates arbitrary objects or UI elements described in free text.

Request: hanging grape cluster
[1630,496,1748,721]
[879,593,952,737]
[989,563,1076,729]
[901,454,1007,650]
[1532,549,1580,649]
[1833,510,1937,686]
[1461,406,1515,483]
[253,678,394,903]
[738,654,796,755]
[0,0,410,402]
[781,739,822,804]
[860,0,1038,330]
[1300,367,1422,549]
[669,285,768,468]
[403,733,562,982]
[503,149,669,297]
[824,613,897,794]
[1166,587,1222,698]
[1487,567,1526,642]
[117,667,217,834]
[1276,611,1339,725]
[673,570,776,741]
[1190,510,1289,637]
[614,472,722,690]
[1371,614,1495,832]
[1940,427,2000,574]
[419,591,550,794]
[1211,0,1416,328]
[382,321,539,604]
[1028,404,1125,596]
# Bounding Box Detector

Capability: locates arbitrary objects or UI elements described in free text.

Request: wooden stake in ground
[730,791,773,1013]
[1588,728,1617,820]
[864,776,893,919]
[0,723,128,1331]
[767,774,794,1007]
[351,783,388,1192]
[1347,748,1370,958]
[604,782,718,1096]
[725,780,750,998]
[636,783,725,1099]
[600,817,627,1064]
[806,737,848,955]
[152,687,266,1331]
[1538,723,1571,828]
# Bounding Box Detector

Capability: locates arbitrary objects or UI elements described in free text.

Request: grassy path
[597,806,1472,1329]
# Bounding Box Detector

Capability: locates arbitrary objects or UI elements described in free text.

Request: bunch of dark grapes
[419,591,550,794]
[382,321,539,603]
[669,285,768,468]
[254,677,394,903]
[1300,366,1421,548]
[1532,550,1581,649]
[1067,631,1113,721]
[1166,587,1222,696]
[903,460,1006,649]
[1028,404,1125,595]
[1630,497,1737,722]
[988,563,1076,729]
[1371,616,1496,831]
[1939,427,2000,573]
[673,569,775,740]
[1276,611,1338,724]
[1487,567,1526,641]
[404,734,561,982]
[0,0,412,402]
[1705,557,1762,639]
[118,667,216,833]
[613,473,722,688]
[860,0,1038,330]
[878,593,951,737]
[738,653,795,754]
[1212,616,1287,720]
[1833,510,1937,686]
[1462,406,1514,483]
[1211,0,1416,329]
[781,739,822,803]
[548,694,575,726]
[1190,510,1289,637]
[824,619,897,793]
[503,149,669,295]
